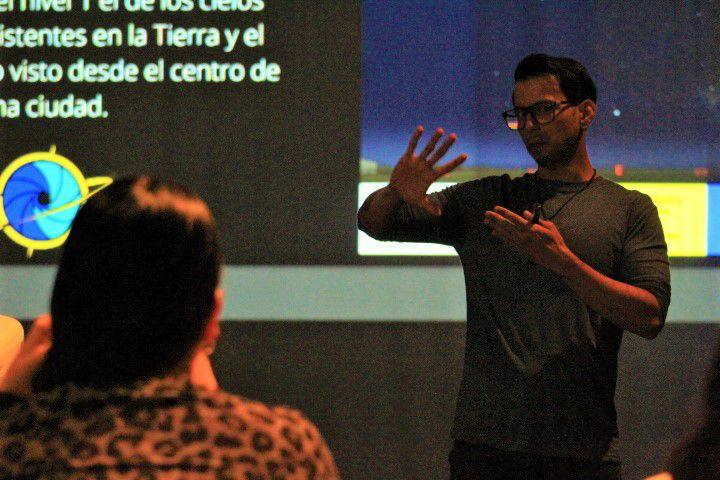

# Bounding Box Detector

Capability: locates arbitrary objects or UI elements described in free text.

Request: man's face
[512,74,582,169]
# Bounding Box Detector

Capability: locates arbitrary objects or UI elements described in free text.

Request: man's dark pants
[449,440,622,480]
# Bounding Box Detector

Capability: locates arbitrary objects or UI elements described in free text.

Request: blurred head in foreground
[34,175,222,390]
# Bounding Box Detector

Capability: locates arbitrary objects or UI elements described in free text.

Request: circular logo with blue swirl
[0,147,112,257]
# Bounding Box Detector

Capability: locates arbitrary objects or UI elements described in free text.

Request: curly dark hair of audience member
[33,175,221,391]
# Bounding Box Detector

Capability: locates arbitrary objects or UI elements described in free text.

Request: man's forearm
[357,186,404,238]
[559,252,663,339]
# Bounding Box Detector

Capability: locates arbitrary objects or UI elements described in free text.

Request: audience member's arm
[645,473,673,480]
[0,314,51,396]
[0,315,24,382]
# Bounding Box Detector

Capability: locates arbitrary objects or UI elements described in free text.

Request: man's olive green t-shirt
[370,173,670,461]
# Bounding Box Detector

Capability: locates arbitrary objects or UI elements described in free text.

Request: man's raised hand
[389,126,467,216]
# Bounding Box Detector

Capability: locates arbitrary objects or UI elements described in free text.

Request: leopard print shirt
[0,376,339,480]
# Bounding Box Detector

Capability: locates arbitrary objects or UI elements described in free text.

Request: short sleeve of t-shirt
[376,183,467,246]
[379,177,507,246]
[620,192,671,320]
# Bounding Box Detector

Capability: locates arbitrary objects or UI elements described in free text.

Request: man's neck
[535,147,594,183]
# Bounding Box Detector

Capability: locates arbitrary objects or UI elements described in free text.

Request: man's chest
[456,196,628,281]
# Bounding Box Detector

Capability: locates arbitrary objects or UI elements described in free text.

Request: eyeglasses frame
[502,100,578,130]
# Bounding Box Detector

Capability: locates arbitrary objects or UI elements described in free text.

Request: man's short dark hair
[514,53,597,104]
[34,175,221,390]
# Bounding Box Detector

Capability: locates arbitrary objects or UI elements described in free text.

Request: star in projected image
[700,83,720,109]
[0,146,112,257]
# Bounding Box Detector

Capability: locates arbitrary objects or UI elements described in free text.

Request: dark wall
[212,322,720,480]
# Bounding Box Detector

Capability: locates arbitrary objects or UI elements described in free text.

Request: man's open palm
[389,126,467,216]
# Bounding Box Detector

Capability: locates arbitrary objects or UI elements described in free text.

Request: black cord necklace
[532,169,597,222]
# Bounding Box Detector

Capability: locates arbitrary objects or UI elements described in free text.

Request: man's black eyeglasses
[502,101,576,130]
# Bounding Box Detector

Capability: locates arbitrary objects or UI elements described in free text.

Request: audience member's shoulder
[204,389,339,478]
[207,388,321,434]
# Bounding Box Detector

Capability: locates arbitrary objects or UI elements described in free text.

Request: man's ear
[201,288,223,348]
[578,99,597,130]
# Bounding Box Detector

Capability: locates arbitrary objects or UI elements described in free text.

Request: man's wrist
[385,183,403,203]
[557,249,584,281]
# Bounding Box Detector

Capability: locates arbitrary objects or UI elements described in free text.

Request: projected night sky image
[359,0,720,257]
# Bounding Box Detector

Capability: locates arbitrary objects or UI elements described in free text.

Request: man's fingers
[486,209,559,257]
[484,211,518,236]
[537,218,556,230]
[435,153,468,176]
[522,209,559,238]
[418,128,444,160]
[493,206,527,226]
[484,210,512,227]
[420,195,442,216]
[523,209,545,228]
[523,209,557,230]
[405,125,424,156]
[530,224,555,242]
[427,133,457,165]
[486,210,538,248]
